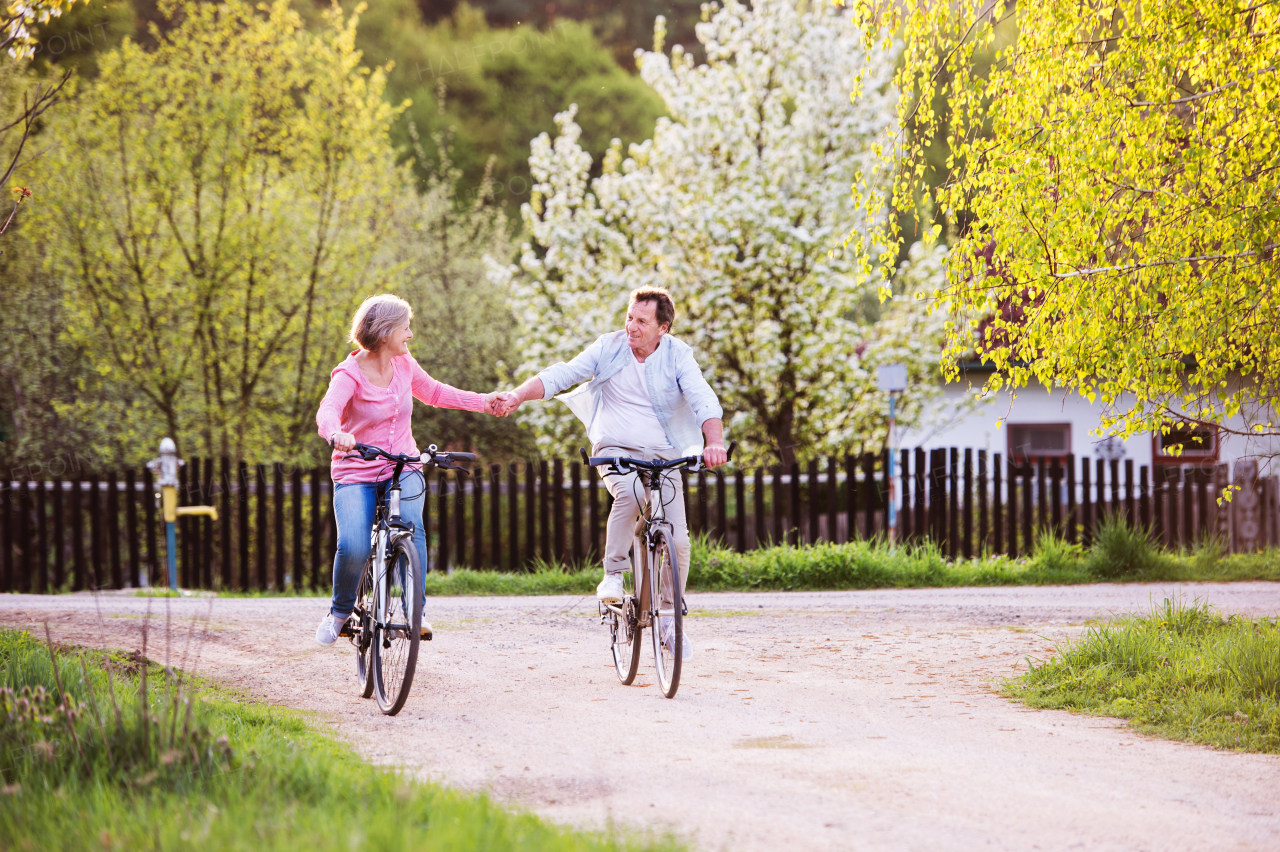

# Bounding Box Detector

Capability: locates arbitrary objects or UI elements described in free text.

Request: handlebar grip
[579,447,590,466]
[444,452,477,463]
[586,456,615,467]
[726,440,737,461]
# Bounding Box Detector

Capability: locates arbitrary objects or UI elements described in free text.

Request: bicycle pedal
[338,621,356,638]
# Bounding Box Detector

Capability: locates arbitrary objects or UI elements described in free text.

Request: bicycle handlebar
[579,440,736,473]
[330,440,477,472]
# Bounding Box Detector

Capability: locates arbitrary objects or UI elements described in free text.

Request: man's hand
[702,444,728,468]
[485,391,520,417]
[330,431,357,452]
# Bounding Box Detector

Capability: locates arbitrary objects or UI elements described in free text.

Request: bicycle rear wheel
[608,547,642,684]
[353,558,375,699]
[649,530,683,698]
[372,537,422,715]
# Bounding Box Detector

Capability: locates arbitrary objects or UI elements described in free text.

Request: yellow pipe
[175,505,219,521]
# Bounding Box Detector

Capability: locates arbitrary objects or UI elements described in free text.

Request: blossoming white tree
[492,0,946,463]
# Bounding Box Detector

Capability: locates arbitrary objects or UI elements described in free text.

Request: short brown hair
[349,294,413,352]
[629,286,675,331]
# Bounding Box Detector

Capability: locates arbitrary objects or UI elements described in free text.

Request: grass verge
[1005,598,1280,753]
[0,627,675,851]
[135,517,1280,598]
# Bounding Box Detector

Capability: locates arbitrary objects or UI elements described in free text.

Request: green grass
[1006,598,1280,753]
[133,518,1280,598]
[0,627,676,852]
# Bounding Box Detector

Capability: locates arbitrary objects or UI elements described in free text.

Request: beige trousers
[593,439,691,601]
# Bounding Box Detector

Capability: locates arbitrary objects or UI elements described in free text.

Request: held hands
[484,391,521,417]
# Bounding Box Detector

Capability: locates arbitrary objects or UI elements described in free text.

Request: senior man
[497,286,727,659]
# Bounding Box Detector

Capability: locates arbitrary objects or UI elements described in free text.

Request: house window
[1153,423,1218,464]
[1008,423,1071,461]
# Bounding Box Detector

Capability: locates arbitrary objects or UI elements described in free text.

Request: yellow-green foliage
[25,0,407,464]
[845,0,1280,444]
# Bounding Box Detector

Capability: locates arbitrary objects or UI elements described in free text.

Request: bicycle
[581,441,735,699]
[334,440,475,715]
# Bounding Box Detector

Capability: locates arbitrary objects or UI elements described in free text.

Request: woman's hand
[484,391,519,417]
[330,431,357,452]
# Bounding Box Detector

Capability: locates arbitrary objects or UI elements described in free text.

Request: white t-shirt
[593,349,672,450]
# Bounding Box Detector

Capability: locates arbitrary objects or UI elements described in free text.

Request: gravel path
[3,582,1279,851]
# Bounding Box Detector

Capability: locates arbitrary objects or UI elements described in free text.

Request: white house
[900,363,1277,472]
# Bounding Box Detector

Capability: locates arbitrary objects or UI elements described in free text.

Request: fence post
[291,468,303,591]
[735,469,747,552]
[716,468,728,546]
[88,473,102,590]
[1065,455,1077,545]
[1035,457,1048,534]
[1213,463,1231,549]
[309,466,322,590]
[36,480,50,593]
[1109,459,1121,522]
[827,456,839,545]
[144,466,157,587]
[473,465,484,569]
[200,460,214,589]
[455,469,468,570]
[70,477,87,590]
[947,449,959,558]
[270,464,283,590]
[1081,458,1093,547]
[844,455,858,541]
[253,464,266,590]
[1020,462,1032,555]
[0,481,11,592]
[772,464,784,545]
[976,450,987,554]
[437,471,450,572]
[1152,465,1165,546]
[571,461,583,567]
[51,480,65,590]
[753,468,765,550]
[17,480,32,592]
[697,469,709,539]
[928,448,944,545]
[491,464,502,571]
[992,453,1003,555]
[913,448,926,540]
[237,462,250,590]
[1124,460,1135,525]
[962,449,973,560]
[1180,467,1193,548]
[108,473,122,590]
[863,453,878,540]
[1139,466,1150,532]
[788,462,801,545]
[1006,458,1017,558]
[525,462,536,569]
[806,459,818,545]
[899,450,912,543]
[509,464,521,571]
[587,464,599,565]
[1050,458,1062,536]
[539,461,550,564]
[553,459,565,567]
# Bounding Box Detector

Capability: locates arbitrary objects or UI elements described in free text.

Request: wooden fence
[1,452,1277,592]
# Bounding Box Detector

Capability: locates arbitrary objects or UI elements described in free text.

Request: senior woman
[314,294,510,646]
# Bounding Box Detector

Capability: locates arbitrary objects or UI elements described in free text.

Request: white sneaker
[421,620,433,641]
[660,616,693,660]
[315,614,343,647]
[596,573,625,602]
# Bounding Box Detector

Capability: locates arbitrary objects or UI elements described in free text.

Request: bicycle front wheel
[649,530,683,699]
[372,537,423,715]
[354,558,375,699]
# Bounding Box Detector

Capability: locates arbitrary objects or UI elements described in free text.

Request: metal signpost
[877,364,908,544]
[147,438,218,591]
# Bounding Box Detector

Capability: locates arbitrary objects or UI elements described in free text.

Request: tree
[846,0,1280,450]
[492,0,948,463]
[26,0,405,464]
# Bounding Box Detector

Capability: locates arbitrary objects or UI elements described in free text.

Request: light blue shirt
[536,330,724,455]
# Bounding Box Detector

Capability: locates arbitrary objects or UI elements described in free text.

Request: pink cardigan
[316,351,486,483]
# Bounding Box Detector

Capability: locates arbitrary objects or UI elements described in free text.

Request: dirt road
[3,583,1279,851]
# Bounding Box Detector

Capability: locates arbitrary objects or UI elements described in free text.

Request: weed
[1084,515,1171,579]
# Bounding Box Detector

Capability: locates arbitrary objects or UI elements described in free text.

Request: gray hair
[348,294,413,352]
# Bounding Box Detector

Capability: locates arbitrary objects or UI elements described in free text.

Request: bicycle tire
[372,536,423,715]
[609,547,642,684]
[649,529,683,698]
[353,558,375,699]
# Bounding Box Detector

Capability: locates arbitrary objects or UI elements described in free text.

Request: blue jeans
[330,476,429,619]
